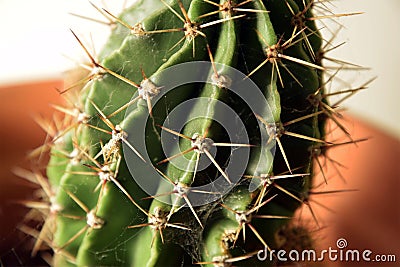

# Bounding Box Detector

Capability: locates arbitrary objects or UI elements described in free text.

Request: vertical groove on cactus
[17,0,370,266]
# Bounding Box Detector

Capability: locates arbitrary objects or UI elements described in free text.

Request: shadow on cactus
[18,0,370,266]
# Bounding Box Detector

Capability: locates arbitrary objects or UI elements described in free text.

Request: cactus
[19,0,368,266]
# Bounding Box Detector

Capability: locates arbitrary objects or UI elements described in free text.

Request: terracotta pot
[309,116,400,267]
[0,80,63,265]
[0,79,398,266]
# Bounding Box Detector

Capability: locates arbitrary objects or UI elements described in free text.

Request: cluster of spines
[16,0,370,266]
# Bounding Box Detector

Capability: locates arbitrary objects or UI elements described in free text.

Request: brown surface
[304,116,400,266]
[0,80,63,265]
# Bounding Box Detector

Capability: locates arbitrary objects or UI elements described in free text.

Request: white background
[0,0,399,137]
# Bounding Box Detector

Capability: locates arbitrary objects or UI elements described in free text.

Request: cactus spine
[20,0,368,266]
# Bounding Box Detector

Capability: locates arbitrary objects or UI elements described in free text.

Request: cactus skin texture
[20,0,367,266]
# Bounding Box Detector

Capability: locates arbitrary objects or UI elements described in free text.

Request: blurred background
[0,0,399,266]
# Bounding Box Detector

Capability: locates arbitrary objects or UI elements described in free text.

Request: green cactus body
[22,0,363,266]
